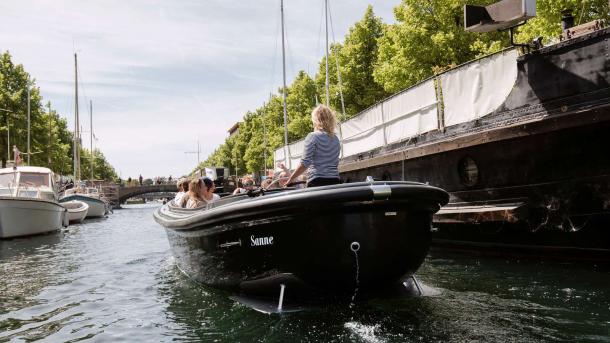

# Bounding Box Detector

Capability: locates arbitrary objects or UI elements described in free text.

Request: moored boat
[0,167,68,239]
[154,181,448,301]
[60,187,107,218]
[62,200,89,224]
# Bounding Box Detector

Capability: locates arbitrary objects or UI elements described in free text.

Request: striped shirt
[300,130,341,182]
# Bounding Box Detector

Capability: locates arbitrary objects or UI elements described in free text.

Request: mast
[73,53,81,181]
[90,100,94,181]
[48,102,52,168]
[280,0,290,169]
[27,87,30,165]
[325,0,330,107]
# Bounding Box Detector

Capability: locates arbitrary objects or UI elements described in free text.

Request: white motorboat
[60,187,107,218]
[62,200,89,224]
[0,166,68,238]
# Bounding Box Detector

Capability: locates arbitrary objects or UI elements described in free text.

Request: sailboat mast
[48,102,52,168]
[74,53,81,181]
[280,0,290,169]
[90,100,94,181]
[325,0,330,107]
[27,87,31,165]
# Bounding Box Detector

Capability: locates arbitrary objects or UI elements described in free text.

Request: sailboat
[59,53,107,218]
[154,1,448,305]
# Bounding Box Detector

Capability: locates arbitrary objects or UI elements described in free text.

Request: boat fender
[62,208,69,227]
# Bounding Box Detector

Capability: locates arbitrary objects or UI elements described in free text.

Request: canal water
[0,203,608,342]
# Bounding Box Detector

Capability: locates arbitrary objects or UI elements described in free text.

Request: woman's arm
[285,163,307,186]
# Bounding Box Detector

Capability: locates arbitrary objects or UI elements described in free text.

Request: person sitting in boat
[173,178,189,204]
[232,177,255,195]
[184,178,205,209]
[261,178,273,190]
[285,105,341,187]
[201,177,220,204]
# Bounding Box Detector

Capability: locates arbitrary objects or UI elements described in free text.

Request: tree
[374,0,508,93]
[516,0,610,44]
[330,6,389,118]
[0,51,117,180]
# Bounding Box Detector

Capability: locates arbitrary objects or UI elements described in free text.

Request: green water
[0,203,608,342]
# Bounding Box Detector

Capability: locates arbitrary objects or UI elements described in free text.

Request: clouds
[0,0,397,178]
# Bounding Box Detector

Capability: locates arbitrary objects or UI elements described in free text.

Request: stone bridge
[118,184,177,204]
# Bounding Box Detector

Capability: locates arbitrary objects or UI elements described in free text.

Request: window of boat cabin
[0,173,16,188]
[19,173,50,187]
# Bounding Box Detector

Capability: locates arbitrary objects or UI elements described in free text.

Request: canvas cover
[441,49,518,126]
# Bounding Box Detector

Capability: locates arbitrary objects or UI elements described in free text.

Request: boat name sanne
[251,235,274,247]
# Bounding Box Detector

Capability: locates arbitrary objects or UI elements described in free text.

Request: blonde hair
[181,178,203,207]
[311,105,337,137]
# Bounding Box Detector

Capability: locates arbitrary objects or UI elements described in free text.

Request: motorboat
[62,200,89,224]
[0,166,68,238]
[154,181,448,302]
[60,187,107,218]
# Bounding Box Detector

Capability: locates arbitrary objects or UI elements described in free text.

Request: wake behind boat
[154,181,448,301]
[0,166,68,238]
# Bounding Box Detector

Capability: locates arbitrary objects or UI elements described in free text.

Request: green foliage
[374,0,509,93]
[516,0,610,44]
[0,51,117,180]
[80,148,119,181]
[318,6,389,118]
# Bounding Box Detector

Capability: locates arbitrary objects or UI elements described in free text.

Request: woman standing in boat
[285,105,341,187]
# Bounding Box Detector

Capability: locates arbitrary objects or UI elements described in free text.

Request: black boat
[154,181,448,301]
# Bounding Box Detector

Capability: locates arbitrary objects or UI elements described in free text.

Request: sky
[0,0,398,179]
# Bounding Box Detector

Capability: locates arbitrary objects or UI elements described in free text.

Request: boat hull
[338,29,610,260]
[62,200,89,224]
[0,197,67,238]
[156,182,448,300]
[60,195,106,218]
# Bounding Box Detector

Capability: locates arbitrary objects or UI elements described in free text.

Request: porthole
[458,157,479,187]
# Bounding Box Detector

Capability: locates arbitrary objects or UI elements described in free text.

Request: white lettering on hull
[250,235,274,247]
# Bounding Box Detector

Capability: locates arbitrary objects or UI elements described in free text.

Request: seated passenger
[261,178,273,190]
[233,177,255,195]
[184,179,205,209]
[173,178,189,204]
[201,177,220,204]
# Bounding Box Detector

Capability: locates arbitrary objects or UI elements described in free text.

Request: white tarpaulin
[441,49,518,127]
[340,105,385,157]
[274,146,286,166]
[287,139,305,168]
[382,80,438,144]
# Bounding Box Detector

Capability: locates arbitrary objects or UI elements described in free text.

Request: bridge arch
[119,184,177,204]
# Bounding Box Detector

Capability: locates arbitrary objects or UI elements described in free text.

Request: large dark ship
[275,2,610,260]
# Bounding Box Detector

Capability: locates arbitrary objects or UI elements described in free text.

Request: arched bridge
[119,184,177,203]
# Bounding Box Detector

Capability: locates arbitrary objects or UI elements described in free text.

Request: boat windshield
[19,173,50,187]
[0,173,17,188]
